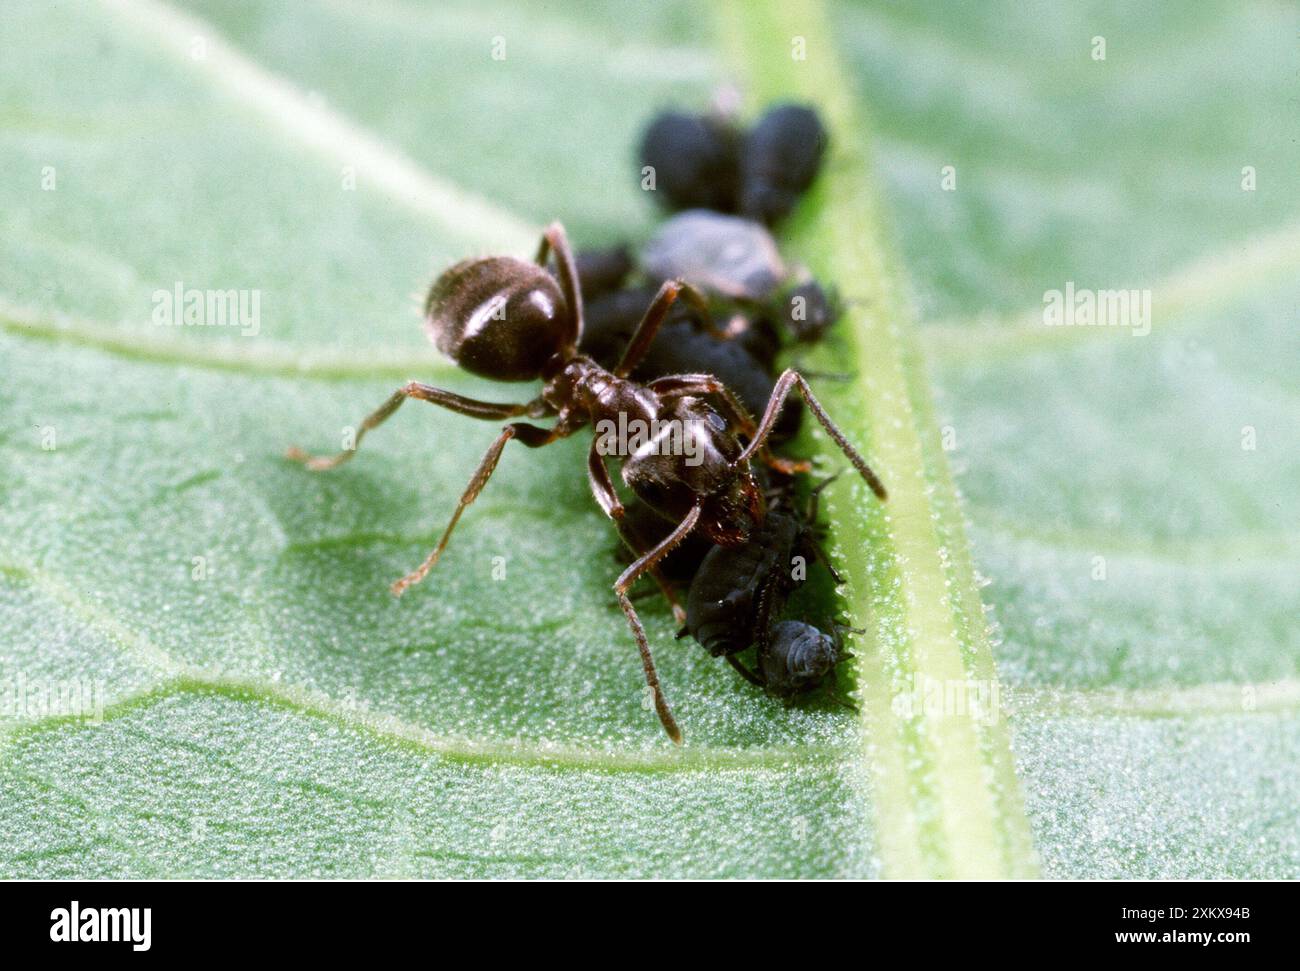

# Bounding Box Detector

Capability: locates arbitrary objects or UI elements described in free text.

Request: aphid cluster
[640,103,828,227]
[289,102,879,742]
[572,104,868,704]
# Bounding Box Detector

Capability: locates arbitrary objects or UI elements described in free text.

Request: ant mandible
[288,222,886,744]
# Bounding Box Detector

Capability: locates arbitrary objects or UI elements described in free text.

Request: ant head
[698,469,764,546]
[424,256,569,381]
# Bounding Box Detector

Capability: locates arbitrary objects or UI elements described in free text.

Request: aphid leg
[287,383,544,471]
[614,504,703,744]
[826,670,860,714]
[614,280,709,378]
[832,619,867,637]
[588,441,686,623]
[747,581,780,689]
[807,470,843,517]
[390,422,557,596]
[647,373,811,475]
[806,471,845,583]
[808,536,845,585]
[725,654,764,687]
[534,222,584,350]
[737,369,887,500]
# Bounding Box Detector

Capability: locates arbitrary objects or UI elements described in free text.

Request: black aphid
[759,620,856,698]
[739,104,829,226]
[679,474,843,686]
[637,103,829,227]
[639,110,742,213]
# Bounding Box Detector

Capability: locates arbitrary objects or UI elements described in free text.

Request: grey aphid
[640,210,786,301]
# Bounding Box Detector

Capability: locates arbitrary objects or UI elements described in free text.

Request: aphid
[679,474,841,681]
[772,280,842,346]
[572,243,634,302]
[638,212,842,351]
[739,103,829,226]
[641,210,786,302]
[758,620,854,698]
[288,222,886,743]
[637,103,829,227]
[682,507,808,660]
[638,110,742,213]
[622,484,857,702]
[710,279,844,372]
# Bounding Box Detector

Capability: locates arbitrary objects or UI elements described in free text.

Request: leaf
[1,0,1295,879]
[827,0,1300,876]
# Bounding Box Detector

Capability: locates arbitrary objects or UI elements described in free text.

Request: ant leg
[287,382,544,471]
[694,313,743,342]
[614,504,703,744]
[585,436,624,521]
[648,373,811,476]
[587,440,685,623]
[391,422,557,596]
[737,369,887,500]
[648,374,757,435]
[615,280,710,378]
[616,516,688,625]
[534,222,584,351]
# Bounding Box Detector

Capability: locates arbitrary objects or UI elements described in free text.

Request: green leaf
[2,0,1295,878]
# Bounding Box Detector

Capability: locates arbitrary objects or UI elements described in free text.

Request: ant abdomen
[424,256,566,381]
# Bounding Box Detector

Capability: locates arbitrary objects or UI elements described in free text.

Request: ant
[288,222,885,744]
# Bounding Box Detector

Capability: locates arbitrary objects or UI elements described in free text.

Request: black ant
[288,222,885,743]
